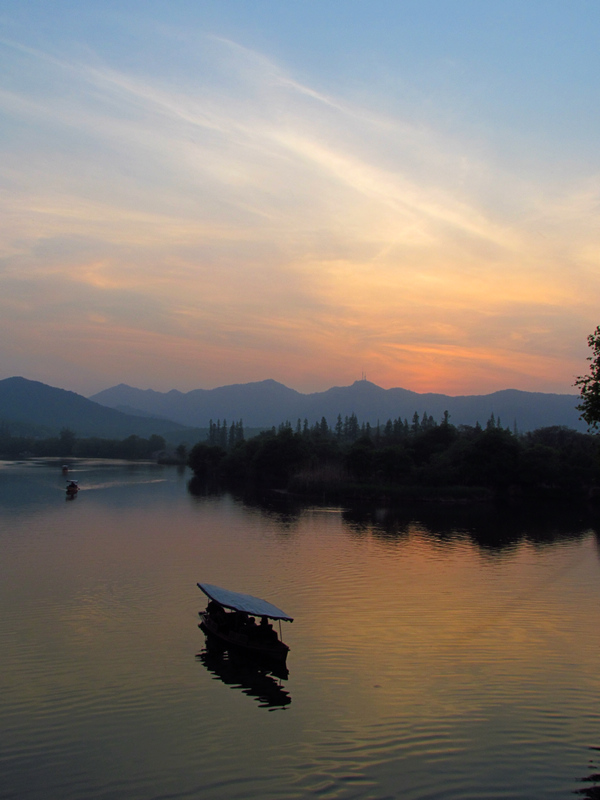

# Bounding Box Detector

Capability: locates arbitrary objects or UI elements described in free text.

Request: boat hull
[199,612,289,663]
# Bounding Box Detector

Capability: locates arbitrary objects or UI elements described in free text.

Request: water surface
[1,459,599,799]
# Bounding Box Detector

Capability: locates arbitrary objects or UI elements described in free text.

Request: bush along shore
[188,413,600,503]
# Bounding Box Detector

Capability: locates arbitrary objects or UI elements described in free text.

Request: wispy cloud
[0,27,595,393]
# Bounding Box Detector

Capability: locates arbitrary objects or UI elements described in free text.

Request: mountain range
[90,378,585,434]
[0,376,585,441]
[0,377,190,440]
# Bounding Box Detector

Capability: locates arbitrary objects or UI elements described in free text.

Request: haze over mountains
[0,376,585,440]
[0,377,189,440]
[90,379,584,434]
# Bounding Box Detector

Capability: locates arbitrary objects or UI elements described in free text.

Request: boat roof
[198,583,293,622]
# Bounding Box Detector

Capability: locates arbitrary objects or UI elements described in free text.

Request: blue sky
[1,1,599,395]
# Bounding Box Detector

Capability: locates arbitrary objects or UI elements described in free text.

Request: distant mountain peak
[0,376,186,439]
[350,379,382,389]
[87,378,582,432]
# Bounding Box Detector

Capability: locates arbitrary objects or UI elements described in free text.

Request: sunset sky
[1,1,599,397]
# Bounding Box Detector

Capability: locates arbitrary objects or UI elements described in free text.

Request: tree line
[187,326,600,501]
[0,425,169,460]
[207,419,245,449]
[188,412,600,500]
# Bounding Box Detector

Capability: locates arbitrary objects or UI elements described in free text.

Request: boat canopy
[198,583,293,622]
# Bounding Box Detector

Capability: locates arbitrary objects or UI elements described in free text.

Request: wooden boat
[197,583,293,663]
[65,480,79,496]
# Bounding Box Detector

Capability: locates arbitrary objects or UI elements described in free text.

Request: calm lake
[1,459,599,800]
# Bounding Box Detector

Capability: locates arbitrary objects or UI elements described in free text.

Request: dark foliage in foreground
[575,325,600,431]
[188,412,600,500]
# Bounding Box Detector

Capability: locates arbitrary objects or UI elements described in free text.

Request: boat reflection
[574,746,600,798]
[196,638,291,711]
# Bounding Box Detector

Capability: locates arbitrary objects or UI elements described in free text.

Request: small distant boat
[65,480,79,496]
[198,583,293,663]
[61,464,69,474]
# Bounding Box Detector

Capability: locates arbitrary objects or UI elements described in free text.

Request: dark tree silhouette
[59,427,76,455]
[187,443,226,480]
[575,326,600,430]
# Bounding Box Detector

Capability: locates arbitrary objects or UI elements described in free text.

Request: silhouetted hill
[0,377,189,439]
[90,379,585,433]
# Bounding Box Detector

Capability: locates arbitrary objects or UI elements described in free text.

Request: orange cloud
[0,33,597,394]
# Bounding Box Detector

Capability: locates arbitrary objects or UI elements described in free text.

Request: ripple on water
[1,465,600,800]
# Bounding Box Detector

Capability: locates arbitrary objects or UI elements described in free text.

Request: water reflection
[2,461,600,800]
[188,476,305,527]
[187,478,600,554]
[196,638,291,711]
[187,475,223,500]
[342,501,600,552]
[575,747,600,798]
